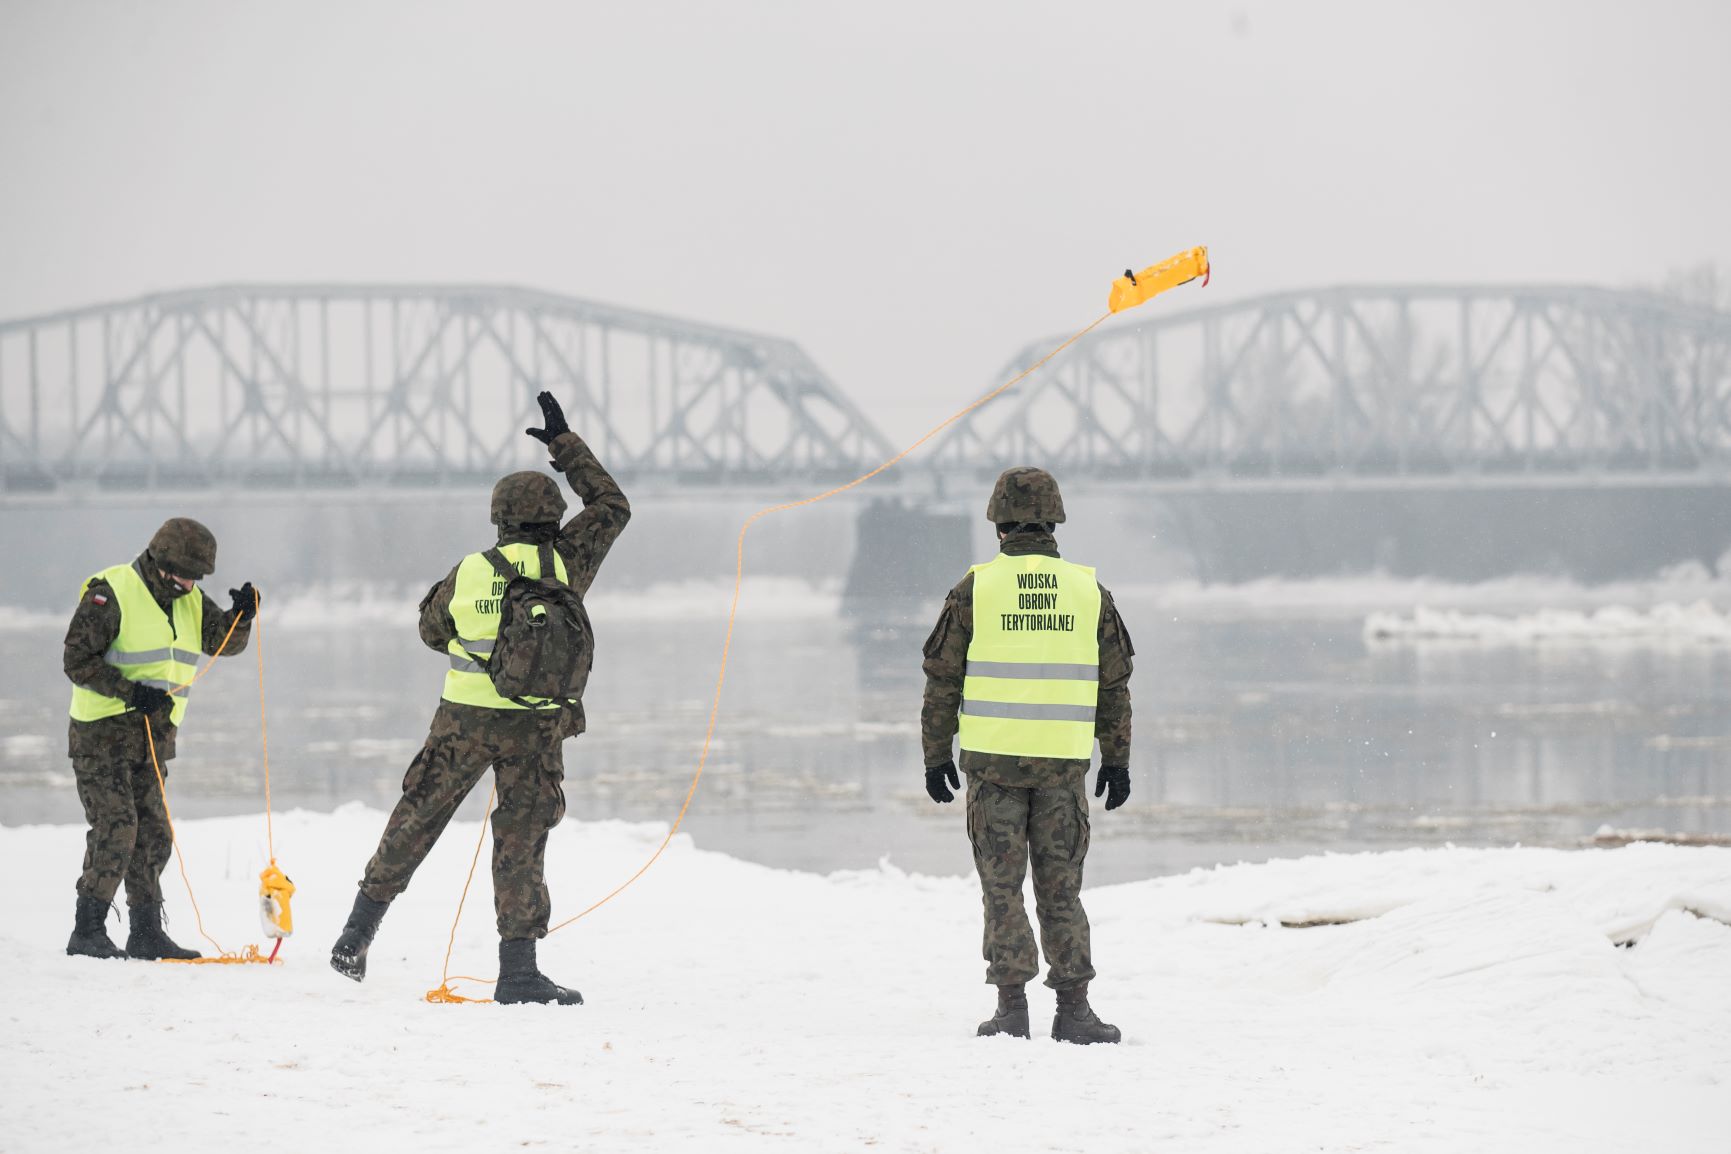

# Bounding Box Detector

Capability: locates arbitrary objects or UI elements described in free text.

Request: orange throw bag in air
[1108,246,1210,313]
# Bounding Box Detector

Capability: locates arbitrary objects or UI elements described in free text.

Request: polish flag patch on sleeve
[91,594,108,605]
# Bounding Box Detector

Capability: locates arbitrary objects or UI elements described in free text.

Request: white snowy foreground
[3,809,1729,1153]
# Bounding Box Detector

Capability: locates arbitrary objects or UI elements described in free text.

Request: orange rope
[143,715,230,957]
[425,785,499,1003]
[142,593,280,965]
[425,310,1113,1002]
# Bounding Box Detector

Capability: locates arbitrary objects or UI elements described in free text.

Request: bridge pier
[842,499,972,611]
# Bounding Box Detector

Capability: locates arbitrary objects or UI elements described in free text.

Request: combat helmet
[147,517,218,578]
[986,467,1066,525]
[491,471,567,526]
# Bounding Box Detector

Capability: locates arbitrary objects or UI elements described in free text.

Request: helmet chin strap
[157,568,197,597]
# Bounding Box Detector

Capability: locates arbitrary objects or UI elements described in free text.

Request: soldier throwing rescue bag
[63,517,258,961]
[330,391,629,1005]
[920,467,1134,1044]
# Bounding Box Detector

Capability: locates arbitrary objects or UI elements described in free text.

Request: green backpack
[473,544,593,709]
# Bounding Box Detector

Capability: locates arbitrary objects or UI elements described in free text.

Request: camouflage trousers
[965,772,1096,990]
[72,755,173,906]
[360,700,568,940]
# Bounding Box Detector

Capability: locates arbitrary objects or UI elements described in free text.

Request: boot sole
[330,955,367,983]
[976,1019,1031,1039]
[126,943,200,961]
[1052,1029,1123,1045]
[495,992,584,1005]
[495,983,583,1006]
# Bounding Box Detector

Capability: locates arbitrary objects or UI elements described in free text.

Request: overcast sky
[2,0,1727,439]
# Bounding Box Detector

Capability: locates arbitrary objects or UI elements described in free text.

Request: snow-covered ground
[3,809,1729,1152]
[1366,601,1731,645]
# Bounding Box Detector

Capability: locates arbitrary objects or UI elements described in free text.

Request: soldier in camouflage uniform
[62,517,258,960]
[921,467,1133,1043]
[330,391,629,1005]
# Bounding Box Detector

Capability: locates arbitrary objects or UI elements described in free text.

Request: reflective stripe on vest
[68,563,204,727]
[441,543,569,710]
[957,553,1101,760]
[448,637,493,673]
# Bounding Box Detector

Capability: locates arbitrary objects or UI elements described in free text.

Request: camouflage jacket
[920,528,1134,789]
[64,554,254,761]
[418,430,631,736]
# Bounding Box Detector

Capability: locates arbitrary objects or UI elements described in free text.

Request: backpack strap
[538,542,559,586]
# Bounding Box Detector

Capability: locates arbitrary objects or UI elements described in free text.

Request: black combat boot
[330,891,390,982]
[494,938,583,1005]
[66,896,126,960]
[124,902,201,961]
[976,983,1031,1038]
[1052,981,1121,1045]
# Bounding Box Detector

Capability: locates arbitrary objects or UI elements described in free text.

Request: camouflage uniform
[356,430,629,939]
[921,525,1135,989]
[63,555,252,905]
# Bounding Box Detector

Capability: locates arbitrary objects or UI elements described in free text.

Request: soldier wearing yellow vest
[330,392,629,1005]
[62,517,258,960]
[920,467,1134,1044]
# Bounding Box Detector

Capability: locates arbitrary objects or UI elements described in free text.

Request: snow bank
[0,578,843,633]
[1123,560,1731,617]
[257,576,843,629]
[10,561,1731,634]
[2,809,1728,1152]
[0,605,64,631]
[1365,600,1731,645]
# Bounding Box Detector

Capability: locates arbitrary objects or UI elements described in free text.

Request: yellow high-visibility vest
[958,553,1102,760]
[442,542,570,710]
[68,563,204,727]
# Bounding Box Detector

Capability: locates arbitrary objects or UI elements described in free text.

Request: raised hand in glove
[924,760,960,804]
[1094,765,1131,811]
[128,682,175,716]
[524,391,571,445]
[228,582,259,623]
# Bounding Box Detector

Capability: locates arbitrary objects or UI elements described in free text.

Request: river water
[2,579,1728,885]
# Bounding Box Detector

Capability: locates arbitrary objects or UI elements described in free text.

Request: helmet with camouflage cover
[490,471,567,526]
[147,517,218,578]
[985,466,1066,525]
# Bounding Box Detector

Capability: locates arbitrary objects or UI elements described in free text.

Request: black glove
[924,760,960,804]
[524,391,571,445]
[128,682,174,716]
[1094,765,1131,811]
[228,582,259,623]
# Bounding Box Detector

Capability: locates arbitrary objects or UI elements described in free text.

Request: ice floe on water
[259,576,845,629]
[1365,600,1731,645]
[5,563,1728,631]
[1120,559,1731,618]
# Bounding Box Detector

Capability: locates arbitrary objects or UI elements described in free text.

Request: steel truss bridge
[934,285,1731,491]
[0,284,892,496]
[3,283,1729,500]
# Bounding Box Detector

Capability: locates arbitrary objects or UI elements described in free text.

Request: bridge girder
[930,285,1731,487]
[7,283,1731,501]
[0,284,895,494]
